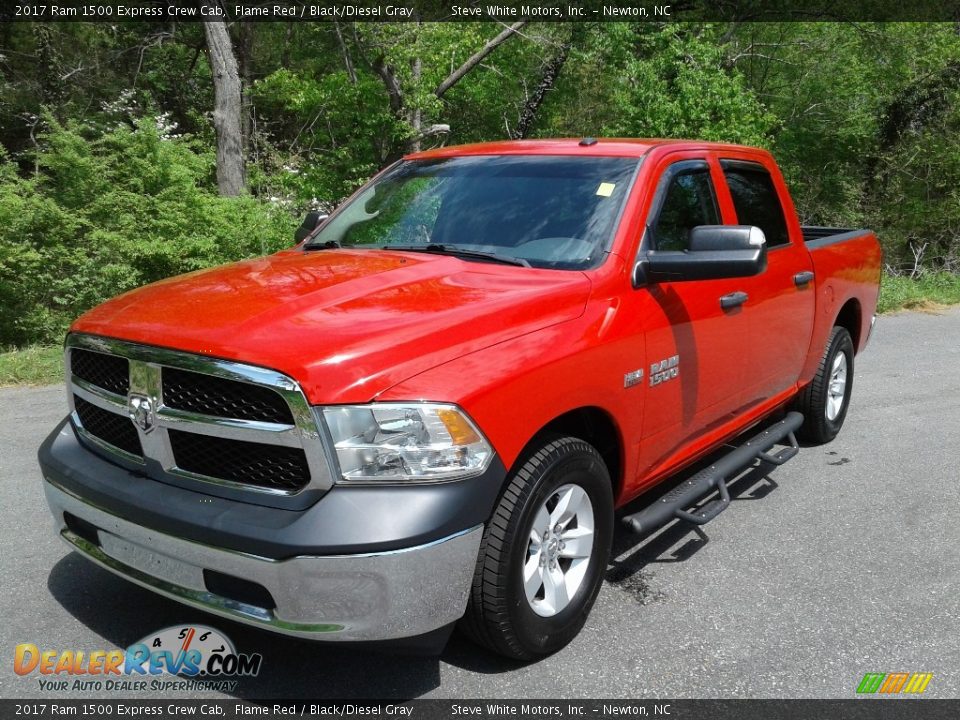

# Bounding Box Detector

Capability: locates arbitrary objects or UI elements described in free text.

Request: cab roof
[406,138,763,160]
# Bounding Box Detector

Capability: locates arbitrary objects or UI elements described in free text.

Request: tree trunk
[367,21,528,164]
[333,21,357,84]
[513,41,572,139]
[408,55,423,153]
[237,21,255,157]
[435,22,527,99]
[203,12,246,196]
[372,55,404,116]
[281,22,293,67]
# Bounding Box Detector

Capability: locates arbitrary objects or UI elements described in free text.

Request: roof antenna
[579,137,598,146]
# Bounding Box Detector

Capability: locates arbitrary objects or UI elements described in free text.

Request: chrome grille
[71,348,129,396]
[65,334,334,497]
[163,367,294,424]
[169,430,310,491]
[73,395,143,457]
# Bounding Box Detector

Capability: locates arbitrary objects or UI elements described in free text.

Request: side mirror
[634,225,767,285]
[294,212,328,243]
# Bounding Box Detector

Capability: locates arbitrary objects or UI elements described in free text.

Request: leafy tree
[535,24,773,144]
[4,19,960,346]
[0,119,290,346]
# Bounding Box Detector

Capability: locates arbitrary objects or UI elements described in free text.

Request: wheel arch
[835,298,863,352]
[511,406,624,501]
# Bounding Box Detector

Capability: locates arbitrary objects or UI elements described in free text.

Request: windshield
[306,155,640,270]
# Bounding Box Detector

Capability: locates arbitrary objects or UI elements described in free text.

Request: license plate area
[98,531,205,591]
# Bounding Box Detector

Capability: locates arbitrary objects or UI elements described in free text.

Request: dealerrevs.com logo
[14,625,262,693]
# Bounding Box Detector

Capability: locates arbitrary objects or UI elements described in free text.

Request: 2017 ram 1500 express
[38,139,881,659]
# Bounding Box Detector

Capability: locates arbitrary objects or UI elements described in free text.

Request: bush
[0,345,63,387]
[0,119,293,346]
[878,271,960,313]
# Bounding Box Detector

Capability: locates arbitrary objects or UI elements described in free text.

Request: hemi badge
[624,369,644,388]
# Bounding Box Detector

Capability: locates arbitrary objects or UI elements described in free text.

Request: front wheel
[459,436,614,660]
[796,326,855,444]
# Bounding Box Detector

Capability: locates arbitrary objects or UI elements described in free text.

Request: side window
[652,168,720,251]
[721,163,790,247]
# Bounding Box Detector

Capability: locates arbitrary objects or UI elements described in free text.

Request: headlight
[319,403,493,483]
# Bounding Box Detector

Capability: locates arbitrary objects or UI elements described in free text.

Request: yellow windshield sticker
[596,182,616,197]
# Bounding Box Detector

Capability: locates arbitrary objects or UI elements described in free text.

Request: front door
[632,155,750,484]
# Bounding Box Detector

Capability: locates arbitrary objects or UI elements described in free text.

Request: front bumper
[39,420,504,642]
[44,480,481,641]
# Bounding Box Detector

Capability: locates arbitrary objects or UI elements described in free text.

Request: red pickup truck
[38,139,881,660]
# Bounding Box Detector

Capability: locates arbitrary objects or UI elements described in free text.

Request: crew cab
[38,139,881,660]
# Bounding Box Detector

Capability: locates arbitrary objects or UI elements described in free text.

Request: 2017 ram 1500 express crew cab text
[38,139,881,659]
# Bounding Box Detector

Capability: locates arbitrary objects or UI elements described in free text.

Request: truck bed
[801,226,872,248]
[799,225,882,382]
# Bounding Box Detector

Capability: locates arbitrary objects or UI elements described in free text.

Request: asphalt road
[2,307,959,701]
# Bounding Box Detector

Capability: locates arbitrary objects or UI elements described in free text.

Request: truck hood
[72,249,592,404]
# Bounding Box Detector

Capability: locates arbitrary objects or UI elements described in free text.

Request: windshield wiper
[304,239,342,250]
[382,244,531,268]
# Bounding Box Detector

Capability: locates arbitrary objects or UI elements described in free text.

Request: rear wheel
[797,326,855,443]
[459,436,613,660]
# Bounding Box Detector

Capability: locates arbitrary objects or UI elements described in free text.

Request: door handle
[720,291,749,309]
[794,270,815,287]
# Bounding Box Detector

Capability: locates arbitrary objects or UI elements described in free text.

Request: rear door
[717,158,816,405]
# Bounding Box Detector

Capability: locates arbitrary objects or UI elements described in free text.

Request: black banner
[3,700,960,719]
[2,0,960,23]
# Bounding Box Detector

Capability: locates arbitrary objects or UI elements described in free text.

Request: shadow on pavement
[607,460,781,587]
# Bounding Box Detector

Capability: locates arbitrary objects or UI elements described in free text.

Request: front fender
[377,309,641,489]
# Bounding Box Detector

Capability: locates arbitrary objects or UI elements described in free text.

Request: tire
[796,326,855,444]
[459,436,614,661]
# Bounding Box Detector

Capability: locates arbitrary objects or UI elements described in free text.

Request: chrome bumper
[865,313,878,349]
[43,478,482,641]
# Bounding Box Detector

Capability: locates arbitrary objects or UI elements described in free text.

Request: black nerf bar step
[621,411,804,534]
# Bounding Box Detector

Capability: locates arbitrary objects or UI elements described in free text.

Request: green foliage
[602,25,774,145]
[877,272,960,313]
[737,23,887,226]
[3,18,960,354]
[248,67,398,203]
[0,345,63,387]
[535,25,773,145]
[734,23,960,268]
[866,81,960,272]
[0,119,292,346]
